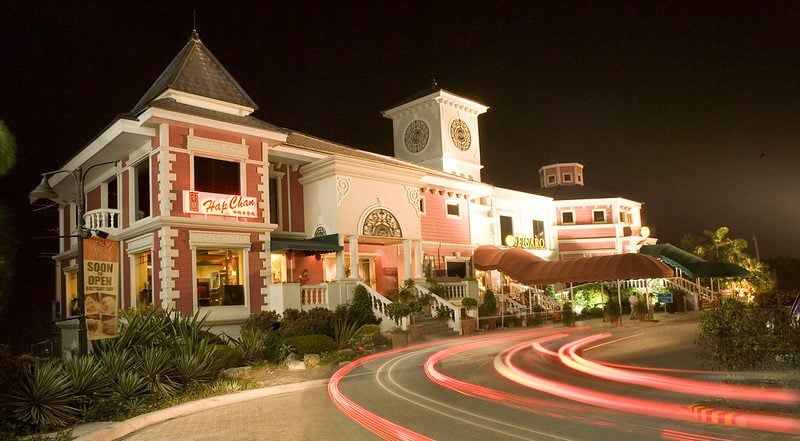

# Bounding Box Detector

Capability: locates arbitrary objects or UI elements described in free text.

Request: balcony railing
[83,208,121,235]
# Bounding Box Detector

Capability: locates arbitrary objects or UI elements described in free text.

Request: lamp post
[30,161,116,356]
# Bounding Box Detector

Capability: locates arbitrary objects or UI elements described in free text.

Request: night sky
[1,3,798,285]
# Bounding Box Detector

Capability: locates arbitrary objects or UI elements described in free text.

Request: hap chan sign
[83,237,119,341]
[183,190,258,218]
[505,234,546,250]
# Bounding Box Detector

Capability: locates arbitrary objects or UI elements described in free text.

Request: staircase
[409,313,460,340]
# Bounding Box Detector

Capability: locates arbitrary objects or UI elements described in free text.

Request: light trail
[497,338,800,434]
[557,333,800,404]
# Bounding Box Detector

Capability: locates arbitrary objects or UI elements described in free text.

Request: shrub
[480,290,497,316]
[62,356,110,412]
[279,308,336,338]
[333,317,362,348]
[135,347,178,398]
[462,297,478,309]
[2,360,79,430]
[241,310,281,334]
[349,324,382,350]
[697,298,800,370]
[282,334,338,356]
[434,304,452,320]
[561,303,575,327]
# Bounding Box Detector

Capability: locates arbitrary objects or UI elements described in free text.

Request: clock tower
[382,85,489,182]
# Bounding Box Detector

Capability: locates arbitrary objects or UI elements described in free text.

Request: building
[44,33,649,354]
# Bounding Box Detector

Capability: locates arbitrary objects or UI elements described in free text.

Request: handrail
[84,208,121,231]
[664,277,716,305]
[497,293,526,313]
[300,284,327,307]
[413,284,461,335]
[356,281,399,328]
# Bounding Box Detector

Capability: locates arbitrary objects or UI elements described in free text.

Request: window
[499,215,513,243]
[532,220,545,239]
[547,175,556,184]
[134,251,153,306]
[268,177,279,224]
[270,253,287,284]
[66,271,78,316]
[563,173,572,182]
[446,260,467,278]
[446,201,460,217]
[593,209,606,223]
[577,174,583,183]
[194,156,240,195]
[107,178,118,209]
[134,159,150,220]
[419,197,426,214]
[196,249,244,307]
[561,211,575,224]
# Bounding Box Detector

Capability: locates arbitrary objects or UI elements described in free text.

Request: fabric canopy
[688,261,751,278]
[640,243,705,277]
[473,245,674,284]
[640,243,750,278]
[270,234,342,254]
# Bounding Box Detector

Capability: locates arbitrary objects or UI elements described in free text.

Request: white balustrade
[414,284,461,335]
[301,284,328,308]
[83,208,121,234]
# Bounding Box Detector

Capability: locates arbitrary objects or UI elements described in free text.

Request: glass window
[547,175,556,184]
[563,173,572,182]
[419,197,426,214]
[135,251,153,306]
[270,253,286,284]
[532,220,545,239]
[500,215,513,243]
[134,159,150,220]
[446,202,460,217]
[194,156,240,195]
[196,249,244,307]
[593,209,606,223]
[66,271,78,316]
[107,178,118,209]
[561,211,575,224]
[446,261,467,278]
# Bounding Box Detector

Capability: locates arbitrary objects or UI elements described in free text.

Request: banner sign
[183,190,258,218]
[83,237,120,340]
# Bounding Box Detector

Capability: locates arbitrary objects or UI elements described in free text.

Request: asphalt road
[120,312,799,440]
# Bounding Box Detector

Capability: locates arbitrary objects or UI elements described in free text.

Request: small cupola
[538,162,584,188]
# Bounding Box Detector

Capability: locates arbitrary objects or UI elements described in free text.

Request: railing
[497,293,527,313]
[301,284,328,308]
[664,277,717,306]
[83,208,121,234]
[439,282,468,301]
[357,282,399,328]
[413,284,461,335]
[501,283,562,311]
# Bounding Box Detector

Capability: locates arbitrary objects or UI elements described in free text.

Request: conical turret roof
[131,31,257,115]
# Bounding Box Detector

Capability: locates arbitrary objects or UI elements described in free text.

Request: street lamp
[30,161,117,356]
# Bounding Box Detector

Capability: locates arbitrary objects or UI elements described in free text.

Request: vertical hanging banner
[83,237,120,340]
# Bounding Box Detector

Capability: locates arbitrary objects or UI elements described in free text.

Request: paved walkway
[74,311,706,441]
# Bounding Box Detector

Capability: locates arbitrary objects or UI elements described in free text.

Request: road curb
[74,379,330,441]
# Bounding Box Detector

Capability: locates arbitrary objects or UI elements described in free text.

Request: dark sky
[1,1,798,260]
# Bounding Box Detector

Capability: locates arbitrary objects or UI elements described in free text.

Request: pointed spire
[131,33,257,115]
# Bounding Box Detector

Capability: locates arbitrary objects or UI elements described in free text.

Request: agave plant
[332,317,361,349]
[109,371,149,411]
[136,347,179,397]
[62,356,110,411]
[173,337,222,385]
[98,349,136,380]
[2,360,80,430]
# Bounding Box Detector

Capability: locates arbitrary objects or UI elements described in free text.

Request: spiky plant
[333,317,361,349]
[136,347,179,397]
[109,371,149,412]
[62,356,110,411]
[2,360,79,430]
[173,337,222,385]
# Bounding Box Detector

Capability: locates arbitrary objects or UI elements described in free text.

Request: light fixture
[29,176,59,202]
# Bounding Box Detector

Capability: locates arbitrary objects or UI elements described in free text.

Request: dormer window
[563,173,573,183]
[547,175,556,184]
[561,211,575,224]
[593,209,606,223]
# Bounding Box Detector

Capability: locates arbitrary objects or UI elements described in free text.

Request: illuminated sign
[505,234,546,250]
[183,190,258,218]
[83,237,119,341]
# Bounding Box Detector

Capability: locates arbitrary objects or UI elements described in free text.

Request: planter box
[391,331,408,348]
[461,318,477,335]
[408,324,424,342]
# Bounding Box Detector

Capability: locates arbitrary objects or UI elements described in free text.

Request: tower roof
[131,31,257,115]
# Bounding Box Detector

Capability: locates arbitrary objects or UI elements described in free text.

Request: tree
[0,121,16,316]
[681,226,774,295]
[0,121,16,176]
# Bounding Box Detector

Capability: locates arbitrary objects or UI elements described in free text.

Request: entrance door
[358,258,376,290]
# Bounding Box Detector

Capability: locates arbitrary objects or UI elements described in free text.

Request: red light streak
[496,338,800,434]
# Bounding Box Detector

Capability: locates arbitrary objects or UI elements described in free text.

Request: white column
[414,240,423,278]
[335,235,346,280]
[403,239,412,280]
[349,235,359,280]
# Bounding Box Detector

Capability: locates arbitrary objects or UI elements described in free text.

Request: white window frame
[593,209,606,223]
[547,174,556,184]
[269,166,285,230]
[561,210,576,225]
[563,173,573,183]
[445,200,461,219]
[131,155,151,224]
[189,231,251,319]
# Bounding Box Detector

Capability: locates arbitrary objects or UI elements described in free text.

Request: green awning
[270,234,342,254]
[640,243,705,278]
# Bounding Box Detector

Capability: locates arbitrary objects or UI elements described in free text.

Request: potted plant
[389,326,408,348]
[434,303,452,321]
[561,302,576,327]
[462,297,478,318]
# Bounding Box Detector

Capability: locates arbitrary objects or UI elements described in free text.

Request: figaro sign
[505,234,546,250]
[183,191,258,218]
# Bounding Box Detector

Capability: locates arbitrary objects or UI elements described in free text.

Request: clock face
[403,120,430,153]
[449,119,471,151]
